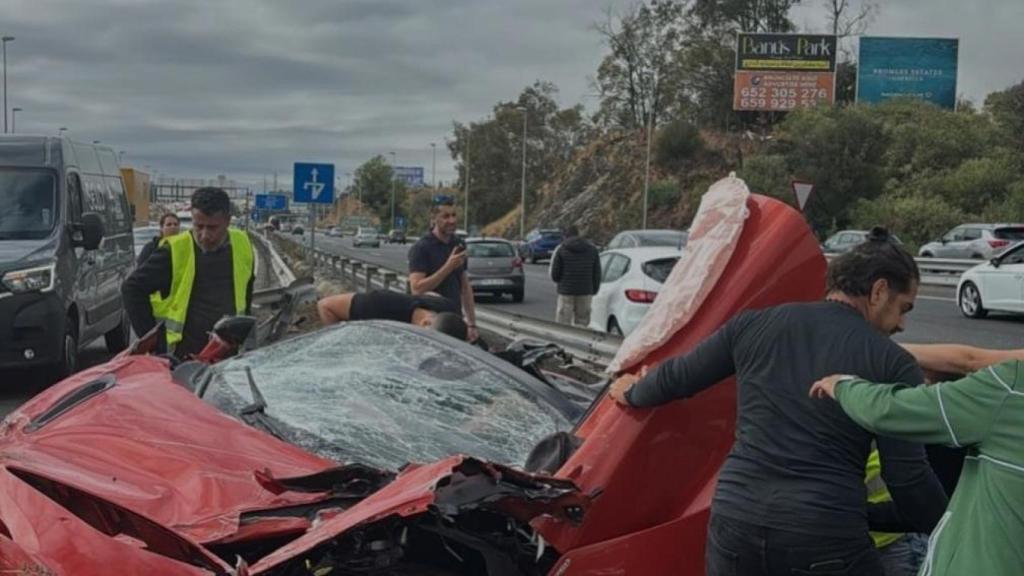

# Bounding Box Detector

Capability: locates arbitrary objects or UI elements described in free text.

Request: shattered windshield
[203,322,574,470]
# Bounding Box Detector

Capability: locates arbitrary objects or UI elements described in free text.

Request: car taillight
[512,257,523,268]
[625,289,658,303]
[989,239,1010,248]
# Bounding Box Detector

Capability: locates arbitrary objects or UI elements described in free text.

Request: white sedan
[958,242,1024,318]
[589,246,683,336]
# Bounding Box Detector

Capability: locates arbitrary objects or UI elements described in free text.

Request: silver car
[919,224,1024,259]
[353,227,380,248]
[466,238,525,302]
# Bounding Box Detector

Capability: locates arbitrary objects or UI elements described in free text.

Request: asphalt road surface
[3,234,1019,420]
[301,233,1019,349]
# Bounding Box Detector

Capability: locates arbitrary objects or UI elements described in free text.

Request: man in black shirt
[317,289,467,341]
[609,228,947,576]
[408,197,478,341]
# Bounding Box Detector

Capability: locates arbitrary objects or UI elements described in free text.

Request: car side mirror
[213,316,257,348]
[73,212,105,250]
[991,257,1001,268]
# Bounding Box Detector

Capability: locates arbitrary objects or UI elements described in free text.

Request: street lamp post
[642,109,653,230]
[389,151,396,230]
[430,142,437,189]
[2,36,15,134]
[10,106,20,134]
[463,126,470,231]
[517,108,528,240]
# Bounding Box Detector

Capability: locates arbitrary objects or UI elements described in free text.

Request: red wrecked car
[0,176,826,574]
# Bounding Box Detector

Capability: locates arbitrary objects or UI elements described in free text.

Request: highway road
[298,232,1024,350]
[3,233,1020,419]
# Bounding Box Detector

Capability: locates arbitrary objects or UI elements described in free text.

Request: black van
[0,136,134,380]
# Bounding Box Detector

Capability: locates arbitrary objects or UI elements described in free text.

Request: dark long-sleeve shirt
[122,235,254,359]
[626,301,948,538]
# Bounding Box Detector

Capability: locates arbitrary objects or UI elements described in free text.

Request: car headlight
[2,264,56,293]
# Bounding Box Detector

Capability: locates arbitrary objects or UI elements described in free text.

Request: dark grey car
[466,238,525,302]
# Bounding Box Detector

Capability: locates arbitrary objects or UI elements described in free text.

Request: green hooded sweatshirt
[834,360,1024,576]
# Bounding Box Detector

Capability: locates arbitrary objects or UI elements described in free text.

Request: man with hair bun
[608,226,947,576]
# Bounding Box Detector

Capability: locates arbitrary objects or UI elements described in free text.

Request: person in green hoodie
[811,361,1024,576]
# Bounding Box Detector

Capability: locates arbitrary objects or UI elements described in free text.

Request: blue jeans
[878,533,929,576]
[706,513,885,576]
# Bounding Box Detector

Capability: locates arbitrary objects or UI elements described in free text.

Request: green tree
[985,80,1024,151]
[850,193,965,248]
[447,82,586,230]
[691,0,799,32]
[351,155,407,225]
[593,1,691,130]
[770,105,887,233]
[656,119,704,172]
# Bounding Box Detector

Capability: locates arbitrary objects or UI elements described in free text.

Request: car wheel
[970,253,984,259]
[959,282,988,319]
[608,318,623,336]
[920,252,934,258]
[511,288,524,303]
[49,317,79,383]
[104,309,131,353]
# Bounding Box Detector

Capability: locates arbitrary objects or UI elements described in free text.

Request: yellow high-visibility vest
[866,449,903,549]
[154,229,253,347]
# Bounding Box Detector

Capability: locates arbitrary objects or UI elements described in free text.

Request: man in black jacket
[549,225,601,327]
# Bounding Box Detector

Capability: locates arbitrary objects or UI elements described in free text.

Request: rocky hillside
[482,129,750,244]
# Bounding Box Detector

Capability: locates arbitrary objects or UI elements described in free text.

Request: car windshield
[0,170,57,240]
[467,242,514,258]
[202,322,575,470]
[994,227,1024,240]
[539,230,562,240]
[635,231,687,247]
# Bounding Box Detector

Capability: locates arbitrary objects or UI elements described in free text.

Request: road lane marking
[918,295,955,303]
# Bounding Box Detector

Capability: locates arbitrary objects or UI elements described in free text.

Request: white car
[589,246,683,336]
[958,241,1024,318]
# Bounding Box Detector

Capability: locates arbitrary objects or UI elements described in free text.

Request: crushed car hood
[1,356,587,575]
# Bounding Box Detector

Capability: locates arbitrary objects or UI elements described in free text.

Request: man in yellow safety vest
[122,187,254,359]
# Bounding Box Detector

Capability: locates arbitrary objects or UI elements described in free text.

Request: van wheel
[105,309,131,353]
[48,319,79,384]
[511,288,524,303]
[608,318,623,336]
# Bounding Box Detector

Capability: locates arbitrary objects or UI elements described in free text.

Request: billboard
[734,33,837,112]
[394,166,425,187]
[857,37,959,109]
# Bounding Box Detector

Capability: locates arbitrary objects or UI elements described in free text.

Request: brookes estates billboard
[857,37,959,109]
[734,33,838,112]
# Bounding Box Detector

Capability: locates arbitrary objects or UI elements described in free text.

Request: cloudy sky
[3,0,1020,189]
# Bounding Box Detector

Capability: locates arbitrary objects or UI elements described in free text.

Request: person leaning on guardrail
[317,289,467,341]
[608,227,946,576]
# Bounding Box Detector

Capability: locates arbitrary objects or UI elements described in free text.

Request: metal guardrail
[270,233,622,367]
[826,254,977,287]
[268,235,979,367]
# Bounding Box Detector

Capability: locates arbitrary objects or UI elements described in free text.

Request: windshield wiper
[239,367,285,441]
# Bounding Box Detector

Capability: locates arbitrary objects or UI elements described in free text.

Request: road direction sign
[293,162,335,204]
[255,193,287,210]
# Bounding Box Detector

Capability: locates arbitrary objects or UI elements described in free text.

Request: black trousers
[706,513,885,576]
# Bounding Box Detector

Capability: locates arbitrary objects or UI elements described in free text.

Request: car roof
[602,246,685,260]
[466,237,512,244]
[614,229,686,237]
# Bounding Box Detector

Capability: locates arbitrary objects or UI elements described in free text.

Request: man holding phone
[408,196,479,342]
